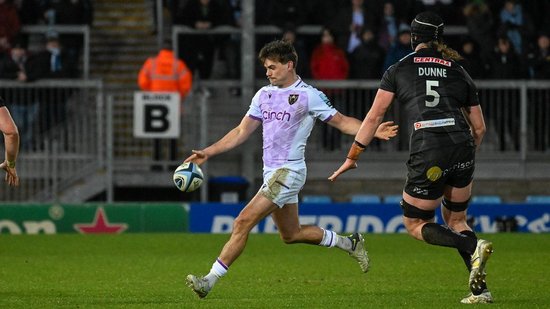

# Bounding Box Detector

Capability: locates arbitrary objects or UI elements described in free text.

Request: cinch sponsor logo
[263,110,291,122]
[414,57,451,67]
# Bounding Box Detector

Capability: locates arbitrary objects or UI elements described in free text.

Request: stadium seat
[382,194,402,204]
[350,194,381,204]
[471,195,502,204]
[302,195,332,203]
[525,195,550,204]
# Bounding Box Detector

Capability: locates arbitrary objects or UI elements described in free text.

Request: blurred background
[0,0,549,207]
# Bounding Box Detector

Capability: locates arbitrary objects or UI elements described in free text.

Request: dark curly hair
[258,40,298,68]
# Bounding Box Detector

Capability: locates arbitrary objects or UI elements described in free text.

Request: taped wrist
[6,160,15,168]
[346,141,366,160]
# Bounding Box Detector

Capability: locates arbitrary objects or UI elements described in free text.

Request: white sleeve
[246,89,263,121]
[308,88,337,122]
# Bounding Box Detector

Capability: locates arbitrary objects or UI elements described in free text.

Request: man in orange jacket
[138,39,193,171]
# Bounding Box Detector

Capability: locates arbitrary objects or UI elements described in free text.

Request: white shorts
[259,167,306,207]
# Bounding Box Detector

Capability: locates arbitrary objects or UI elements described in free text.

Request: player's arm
[327,113,398,140]
[462,104,486,149]
[185,115,261,165]
[329,89,394,181]
[0,107,20,186]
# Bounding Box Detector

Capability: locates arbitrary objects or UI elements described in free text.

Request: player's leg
[441,184,494,303]
[186,193,278,298]
[401,192,478,253]
[271,203,369,272]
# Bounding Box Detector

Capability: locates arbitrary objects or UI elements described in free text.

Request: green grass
[1,233,549,308]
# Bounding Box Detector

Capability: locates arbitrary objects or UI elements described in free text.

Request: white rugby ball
[173,162,204,192]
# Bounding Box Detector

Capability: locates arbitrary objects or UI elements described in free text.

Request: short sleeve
[461,67,480,107]
[308,88,337,122]
[246,89,263,121]
[380,64,398,93]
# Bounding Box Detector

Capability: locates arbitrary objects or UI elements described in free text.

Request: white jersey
[246,78,337,171]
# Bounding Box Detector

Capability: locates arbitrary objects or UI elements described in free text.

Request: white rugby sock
[204,258,228,286]
[335,235,353,251]
[319,228,337,247]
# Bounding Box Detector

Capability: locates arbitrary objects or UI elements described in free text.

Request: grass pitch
[1,233,549,308]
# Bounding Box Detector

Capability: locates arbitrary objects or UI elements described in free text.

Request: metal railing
[0,79,104,202]
[0,79,548,202]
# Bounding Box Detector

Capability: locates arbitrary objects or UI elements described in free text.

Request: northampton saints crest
[288,94,299,105]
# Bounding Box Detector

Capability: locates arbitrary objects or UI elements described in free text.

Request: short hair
[258,40,298,68]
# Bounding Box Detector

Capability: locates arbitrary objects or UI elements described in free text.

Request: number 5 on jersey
[425,80,440,107]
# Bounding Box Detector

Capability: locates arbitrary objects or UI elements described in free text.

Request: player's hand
[184,149,208,166]
[0,161,19,187]
[374,121,398,140]
[328,158,358,182]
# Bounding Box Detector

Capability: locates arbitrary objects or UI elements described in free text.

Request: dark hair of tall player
[329,11,494,304]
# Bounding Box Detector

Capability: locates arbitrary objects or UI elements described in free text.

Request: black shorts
[404,141,475,200]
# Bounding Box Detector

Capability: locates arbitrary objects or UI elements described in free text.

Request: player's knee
[232,215,255,234]
[279,231,298,244]
[442,197,470,212]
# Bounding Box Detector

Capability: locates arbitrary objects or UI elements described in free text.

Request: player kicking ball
[184,39,398,298]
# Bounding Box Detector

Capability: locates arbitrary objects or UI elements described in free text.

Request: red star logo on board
[73,207,128,234]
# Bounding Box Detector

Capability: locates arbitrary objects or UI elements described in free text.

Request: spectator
[26,32,78,79]
[458,37,486,79]
[488,36,522,79]
[463,1,495,61]
[175,0,232,79]
[377,1,399,51]
[44,0,93,75]
[25,32,77,138]
[349,27,385,79]
[525,33,550,79]
[310,27,349,81]
[329,0,376,54]
[138,38,193,171]
[310,27,349,151]
[382,24,411,71]
[498,0,532,54]
[0,37,39,150]
[0,0,21,55]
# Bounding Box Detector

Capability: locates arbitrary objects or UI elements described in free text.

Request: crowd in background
[0,0,93,81]
[1,0,549,82]
[169,0,550,81]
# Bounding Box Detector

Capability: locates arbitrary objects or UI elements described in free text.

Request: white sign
[133,91,180,138]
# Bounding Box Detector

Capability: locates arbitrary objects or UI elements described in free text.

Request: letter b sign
[133,92,180,138]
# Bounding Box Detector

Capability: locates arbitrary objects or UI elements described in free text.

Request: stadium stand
[382,195,402,204]
[350,194,381,204]
[471,195,503,204]
[525,195,550,204]
[302,195,332,204]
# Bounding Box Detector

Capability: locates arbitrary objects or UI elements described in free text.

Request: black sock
[421,223,477,253]
[458,230,477,271]
[459,230,488,293]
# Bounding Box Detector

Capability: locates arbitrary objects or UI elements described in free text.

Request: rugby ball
[173,162,204,192]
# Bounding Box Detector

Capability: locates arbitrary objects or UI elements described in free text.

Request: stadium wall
[0,203,549,234]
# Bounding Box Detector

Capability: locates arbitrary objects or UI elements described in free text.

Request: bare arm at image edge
[0,106,20,186]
